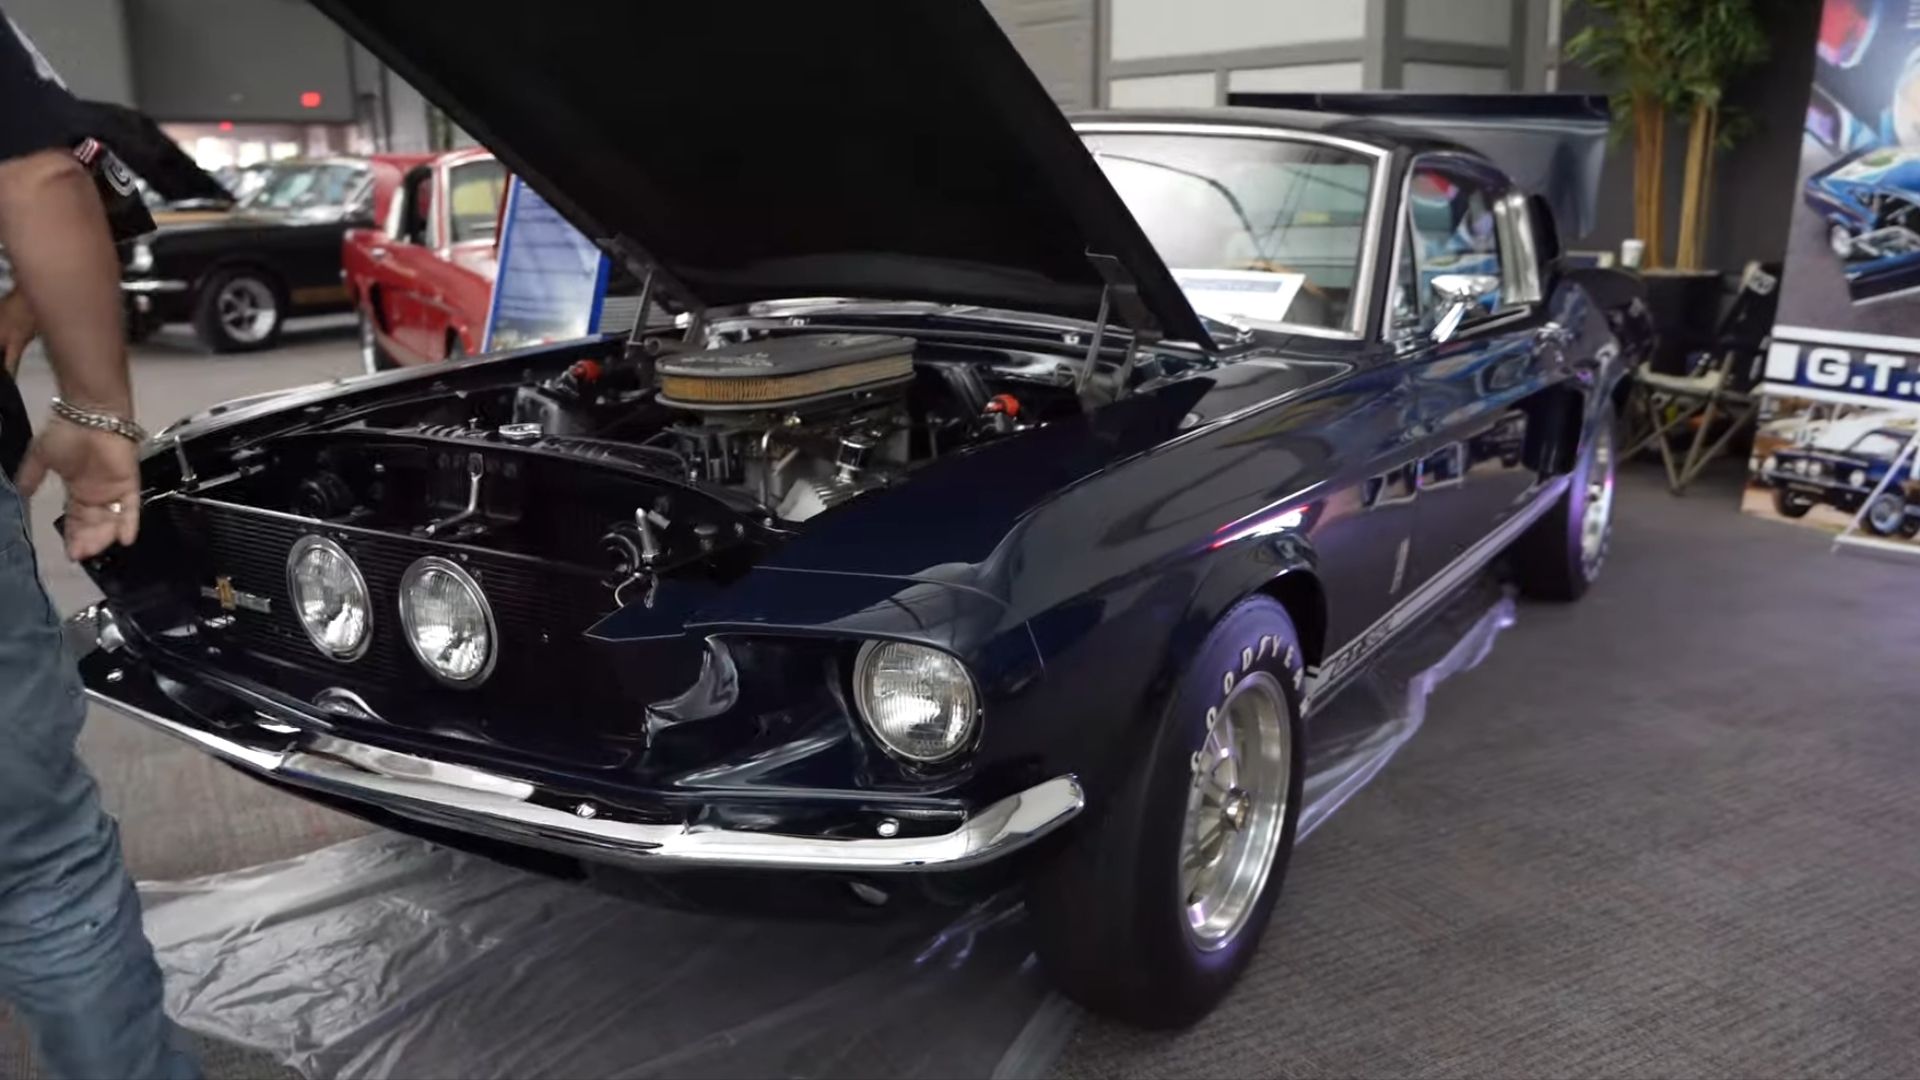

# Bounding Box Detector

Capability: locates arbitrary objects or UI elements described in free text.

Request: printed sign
[482,178,610,353]
[1172,269,1305,327]
[1748,0,1920,553]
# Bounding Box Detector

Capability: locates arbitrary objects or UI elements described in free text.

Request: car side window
[446,160,507,244]
[1406,163,1505,325]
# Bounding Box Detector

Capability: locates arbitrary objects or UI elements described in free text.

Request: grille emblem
[202,575,272,615]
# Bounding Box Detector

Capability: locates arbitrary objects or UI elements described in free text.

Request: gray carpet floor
[4,461,1918,1078]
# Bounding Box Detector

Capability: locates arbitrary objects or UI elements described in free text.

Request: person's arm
[0,286,33,376]
[0,147,139,558]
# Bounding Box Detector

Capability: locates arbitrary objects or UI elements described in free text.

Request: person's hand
[0,289,36,377]
[17,417,140,560]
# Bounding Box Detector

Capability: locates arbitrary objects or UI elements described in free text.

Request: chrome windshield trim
[1071,121,1391,341]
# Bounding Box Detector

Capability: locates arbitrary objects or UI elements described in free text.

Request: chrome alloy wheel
[1580,422,1617,580]
[1868,492,1906,535]
[1829,223,1856,260]
[216,276,278,344]
[1180,670,1291,951]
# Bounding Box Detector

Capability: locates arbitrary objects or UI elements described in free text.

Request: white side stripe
[1301,475,1568,715]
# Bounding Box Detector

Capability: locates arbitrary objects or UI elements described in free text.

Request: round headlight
[128,241,153,274]
[1851,469,1868,487]
[1764,454,1780,474]
[286,535,370,660]
[853,641,979,763]
[398,557,496,686]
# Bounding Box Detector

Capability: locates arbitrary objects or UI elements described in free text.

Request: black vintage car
[68,4,1645,1026]
[121,155,424,352]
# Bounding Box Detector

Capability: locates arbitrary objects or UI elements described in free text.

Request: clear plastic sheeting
[139,585,1516,1080]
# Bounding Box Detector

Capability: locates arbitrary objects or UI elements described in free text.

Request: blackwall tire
[1028,595,1305,1028]
[193,269,283,353]
[1865,492,1907,537]
[1511,402,1617,602]
[1771,488,1814,519]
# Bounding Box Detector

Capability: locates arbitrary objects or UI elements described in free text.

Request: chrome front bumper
[70,604,1084,873]
[120,278,189,294]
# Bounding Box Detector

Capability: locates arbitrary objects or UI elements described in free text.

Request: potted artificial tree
[1566,0,1769,373]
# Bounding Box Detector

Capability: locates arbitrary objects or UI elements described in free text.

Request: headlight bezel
[1850,468,1868,488]
[285,534,372,662]
[398,555,498,688]
[852,640,982,764]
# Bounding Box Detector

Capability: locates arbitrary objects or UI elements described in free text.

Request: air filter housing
[658,333,915,410]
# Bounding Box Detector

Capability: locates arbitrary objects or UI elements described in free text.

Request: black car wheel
[1900,516,1920,539]
[1028,595,1304,1028]
[194,268,284,353]
[359,310,396,373]
[1865,492,1908,537]
[1771,488,1815,519]
[1829,222,1858,260]
[1511,402,1616,601]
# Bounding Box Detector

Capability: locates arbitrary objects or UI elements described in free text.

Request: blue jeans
[0,476,197,1079]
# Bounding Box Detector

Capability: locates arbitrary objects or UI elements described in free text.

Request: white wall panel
[1404,0,1512,47]
[1108,72,1220,108]
[1111,0,1365,61]
[1402,62,1510,92]
[984,0,1098,109]
[1227,62,1365,92]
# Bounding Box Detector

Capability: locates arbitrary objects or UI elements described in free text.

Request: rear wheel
[1772,488,1815,519]
[1511,403,1616,601]
[1028,595,1304,1028]
[193,269,283,352]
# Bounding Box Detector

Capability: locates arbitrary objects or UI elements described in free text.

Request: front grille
[158,496,623,710]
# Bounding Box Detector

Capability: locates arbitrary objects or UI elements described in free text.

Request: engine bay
[193,331,1090,587]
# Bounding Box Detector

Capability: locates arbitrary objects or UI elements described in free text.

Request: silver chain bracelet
[49,397,147,443]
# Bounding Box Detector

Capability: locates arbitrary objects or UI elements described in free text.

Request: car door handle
[369,247,389,260]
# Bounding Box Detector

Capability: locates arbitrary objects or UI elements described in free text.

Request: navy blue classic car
[1804,146,1920,301]
[67,4,1646,1026]
[1762,424,1919,536]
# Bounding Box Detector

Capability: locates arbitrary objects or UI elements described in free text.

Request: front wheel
[193,269,283,352]
[1772,488,1815,519]
[1829,222,1859,260]
[1511,402,1617,601]
[1865,492,1908,537]
[1028,595,1304,1028]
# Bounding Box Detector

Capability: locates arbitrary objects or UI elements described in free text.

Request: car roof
[1067,106,1477,157]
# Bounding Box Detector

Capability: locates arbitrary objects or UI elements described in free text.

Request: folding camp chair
[1623,261,1778,493]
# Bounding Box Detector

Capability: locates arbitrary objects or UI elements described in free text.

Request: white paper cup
[1620,238,1646,269]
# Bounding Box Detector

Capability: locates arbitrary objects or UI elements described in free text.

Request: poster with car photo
[1751,0,1920,549]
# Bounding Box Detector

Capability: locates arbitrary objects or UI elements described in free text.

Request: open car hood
[308,1,1210,346]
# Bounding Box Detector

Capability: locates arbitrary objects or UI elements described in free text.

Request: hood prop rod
[1077,253,1156,408]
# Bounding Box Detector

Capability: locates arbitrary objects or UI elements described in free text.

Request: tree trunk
[1695,104,1720,267]
[1645,99,1666,269]
[1676,98,1710,269]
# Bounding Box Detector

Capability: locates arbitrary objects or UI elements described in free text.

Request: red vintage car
[343,147,506,372]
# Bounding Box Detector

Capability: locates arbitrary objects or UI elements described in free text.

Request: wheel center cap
[1222,788,1251,832]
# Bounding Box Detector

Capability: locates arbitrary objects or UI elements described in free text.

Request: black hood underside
[308,0,1210,346]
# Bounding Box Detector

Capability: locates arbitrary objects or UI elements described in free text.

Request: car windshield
[239,163,369,213]
[1852,431,1909,458]
[1081,131,1376,333]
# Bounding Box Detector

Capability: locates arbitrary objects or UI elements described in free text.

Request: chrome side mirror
[1428,273,1500,344]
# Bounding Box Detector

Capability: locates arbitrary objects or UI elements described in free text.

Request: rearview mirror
[1428,273,1501,344]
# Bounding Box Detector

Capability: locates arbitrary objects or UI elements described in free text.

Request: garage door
[984,0,1098,110]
